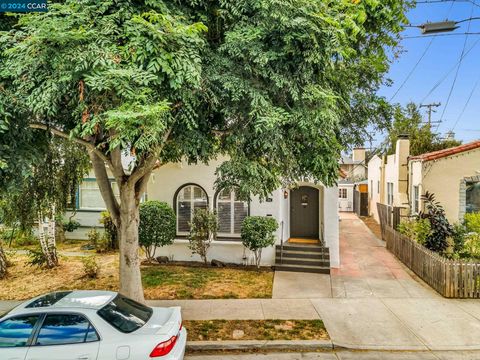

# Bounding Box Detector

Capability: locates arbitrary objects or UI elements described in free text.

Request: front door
[290,186,319,239]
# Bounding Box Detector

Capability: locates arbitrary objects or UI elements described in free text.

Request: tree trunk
[117,185,145,303]
[0,243,7,279]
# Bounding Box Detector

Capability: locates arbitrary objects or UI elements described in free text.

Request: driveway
[272,212,480,350]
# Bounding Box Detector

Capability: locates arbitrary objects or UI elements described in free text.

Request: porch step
[275,250,330,260]
[274,263,330,274]
[274,243,330,274]
[277,258,330,267]
[275,244,327,253]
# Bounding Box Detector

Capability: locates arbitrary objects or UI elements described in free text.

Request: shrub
[451,223,467,254]
[464,233,480,259]
[87,228,109,253]
[100,211,118,250]
[464,212,480,234]
[139,201,176,261]
[419,192,452,253]
[188,209,218,264]
[63,219,81,232]
[82,256,99,278]
[397,218,431,245]
[27,248,48,267]
[241,216,278,268]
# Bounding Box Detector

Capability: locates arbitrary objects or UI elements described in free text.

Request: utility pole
[420,102,442,130]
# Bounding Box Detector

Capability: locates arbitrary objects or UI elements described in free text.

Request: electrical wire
[402,32,480,39]
[390,38,435,101]
[415,0,480,7]
[420,36,480,103]
[436,2,476,131]
[420,38,480,104]
[451,73,480,131]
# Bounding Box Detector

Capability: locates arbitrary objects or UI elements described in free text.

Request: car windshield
[97,294,153,333]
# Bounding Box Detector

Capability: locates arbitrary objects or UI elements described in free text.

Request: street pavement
[186,350,480,359]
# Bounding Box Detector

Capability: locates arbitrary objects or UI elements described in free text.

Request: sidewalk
[2,214,480,351]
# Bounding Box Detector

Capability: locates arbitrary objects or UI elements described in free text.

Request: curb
[187,339,334,351]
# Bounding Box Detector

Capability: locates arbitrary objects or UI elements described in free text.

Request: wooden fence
[378,205,480,298]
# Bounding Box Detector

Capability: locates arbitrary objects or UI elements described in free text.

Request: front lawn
[0,253,273,300]
[185,320,329,341]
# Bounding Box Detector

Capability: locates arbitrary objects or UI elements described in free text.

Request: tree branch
[30,123,113,168]
[108,131,125,181]
[127,127,172,185]
[89,152,120,223]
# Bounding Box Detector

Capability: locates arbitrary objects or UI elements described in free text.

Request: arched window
[215,189,249,236]
[175,184,208,234]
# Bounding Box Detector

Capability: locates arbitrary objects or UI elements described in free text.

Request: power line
[451,73,480,131]
[420,36,480,103]
[390,38,435,101]
[415,0,480,7]
[437,2,475,129]
[403,32,480,39]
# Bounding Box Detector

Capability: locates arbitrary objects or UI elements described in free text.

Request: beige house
[368,138,480,224]
[367,136,410,222]
[409,140,480,222]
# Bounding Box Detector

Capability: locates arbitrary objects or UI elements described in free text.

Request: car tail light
[150,336,178,357]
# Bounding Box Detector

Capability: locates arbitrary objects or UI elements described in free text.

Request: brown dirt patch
[184,320,329,341]
[0,254,273,300]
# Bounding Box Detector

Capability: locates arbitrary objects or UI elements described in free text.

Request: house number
[301,194,308,207]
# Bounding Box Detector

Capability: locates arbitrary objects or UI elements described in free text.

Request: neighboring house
[339,148,367,181]
[409,140,480,222]
[338,179,354,212]
[338,147,367,213]
[67,157,341,269]
[367,154,384,221]
[368,137,480,224]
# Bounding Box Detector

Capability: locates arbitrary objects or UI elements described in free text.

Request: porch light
[284,190,288,199]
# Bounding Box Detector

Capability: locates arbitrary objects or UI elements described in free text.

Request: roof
[19,290,117,311]
[409,140,480,162]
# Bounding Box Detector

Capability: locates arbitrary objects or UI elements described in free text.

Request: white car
[0,290,186,360]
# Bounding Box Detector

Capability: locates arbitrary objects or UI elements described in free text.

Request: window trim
[0,313,42,348]
[173,183,209,236]
[30,312,101,347]
[213,188,250,238]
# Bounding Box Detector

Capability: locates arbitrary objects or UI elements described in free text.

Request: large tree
[0,0,408,302]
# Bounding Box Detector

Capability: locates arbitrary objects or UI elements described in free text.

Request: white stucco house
[67,157,341,271]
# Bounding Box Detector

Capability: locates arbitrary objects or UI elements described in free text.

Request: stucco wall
[367,155,383,222]
[65,157,340,267]
[411,148,480,223]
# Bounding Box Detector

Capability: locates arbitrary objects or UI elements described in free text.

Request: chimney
[352,147,366,163]
[396,134,410,207]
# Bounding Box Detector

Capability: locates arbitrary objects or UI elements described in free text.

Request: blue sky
[378,0,480,144]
